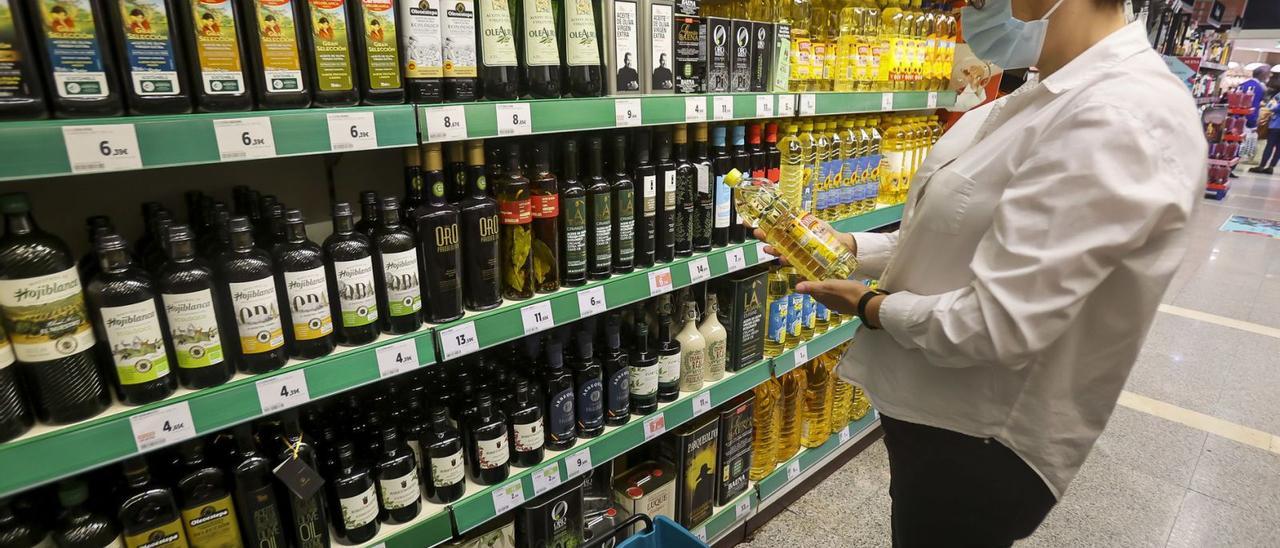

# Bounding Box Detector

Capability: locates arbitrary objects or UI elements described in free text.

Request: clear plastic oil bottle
[765,264,790,357]
[749,374,782,481]
[775,367,805,462]
[783,0,811,92]
[778,122,805,211]
[862,116,882,211]
[800,354,833,447]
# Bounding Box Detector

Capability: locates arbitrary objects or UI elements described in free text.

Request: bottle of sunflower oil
[851,384,871,420]
[863,116,882,211]
[784,0,813,92]
[809,0,829,91]
[800,354,834,447]
[764,264,790,357]
[776,367,806,461]
[824,118,845,223]
[812,120,831,221]
[749,375,783,480]
[784,266,803,346]
[834,0,858,92]
[864,0,884,91]
[798,120,818,215]
[831,375,854,428]
[878,115,903,206]
[778,122,806,210]
[839,117,861,217]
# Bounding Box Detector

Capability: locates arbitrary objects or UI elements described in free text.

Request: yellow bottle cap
[724,168,744,187]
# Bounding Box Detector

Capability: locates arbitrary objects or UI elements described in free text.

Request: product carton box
[515,475,585,548]
[604,0,645,94]
[771,23,791,92]
[642,0,676,94]
[717,393,755,504]
[673,0,705,93]
[750,22,773,92]
[659,415,719,527]
[716,266,767,370]
[704,16,731,92]
[729,19,753,92]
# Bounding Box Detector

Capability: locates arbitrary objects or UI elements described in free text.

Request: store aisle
[738,172,1280,548]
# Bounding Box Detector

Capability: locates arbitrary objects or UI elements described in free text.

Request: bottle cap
[404,146,421,166]
[654,130,671,159]
[673,124,688,144]
[57,479,90,507]
[166,224,194,243]
[0,193,30,214]
[467,140,486,165]
[447,141,465,162]
[732,125,746,146]
[711,125,726,146]
[423,143,444,170]
[380,426,399,444]
[284,209,304,223]
[547,337,564,368]
[360,191,378,206]
[723,169,744,187]
[380,196,400,213]
[694,122,708,141]
[747,123,761,145]
[333,202,353,218]
[766,123,778,143]
[229,216,252,233]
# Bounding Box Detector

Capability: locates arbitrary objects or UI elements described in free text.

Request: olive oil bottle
[413,144,465,322]
[240,0,312,109]
[0,0,47,119]
[628,316,657,414]
[420,406,466,502]
[559,0,601,97]
[0,324,33,443]
[275,414,330,548]
[52,479,122,547]
[517,0,561,98]
[541,337,575,451]
[600,311,629,425]
[691,123,712,251]
[529,142,560,293]
[218,216,288,373]
[465,393,511,483]
[175,0,254,112]
[608,134,636,274]
[348,0,405,103]
[654,298,680,402]
[272,210,335,359]
[672,124,695,256]
[459,140,502,311]
[507,379,544,467]
[29,0,125,117]
[653,128,677,263]
[396,0,443,102]
[631,129,657,268]
[558,138,589,287]
[105,0,194,114]
[328,441,379,543]
[373,197,422,333]
[324,202,380,345]
[477,0,519,99]
[442,0,478,101]
[231,426,288,548]
[497,143,534,300]
[174,439,242,547]
[299,0,360,106]
[157,226,235,389]
[118,457,189,548]
[584,135,612,279]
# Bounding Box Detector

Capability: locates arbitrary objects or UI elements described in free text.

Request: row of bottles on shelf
[1224,89,1258,112]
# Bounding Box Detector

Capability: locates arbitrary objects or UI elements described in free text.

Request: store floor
[738,172,1280,547]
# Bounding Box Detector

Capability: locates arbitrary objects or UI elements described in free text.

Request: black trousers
[881,414,1057,548]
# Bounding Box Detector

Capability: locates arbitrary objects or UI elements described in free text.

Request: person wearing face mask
[752,0,1204,546]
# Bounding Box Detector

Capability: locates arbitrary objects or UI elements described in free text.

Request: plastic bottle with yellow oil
[749,374,783,481]
[764,264,790,357]
[782,0,812,91]
[800,354,833,447]
[776,367,806,461]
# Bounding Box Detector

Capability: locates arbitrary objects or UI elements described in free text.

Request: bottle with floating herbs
[498,143,534,300]
[529,142,561,292]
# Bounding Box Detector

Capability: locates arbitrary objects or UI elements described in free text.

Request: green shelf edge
[830,203,904,233]
[771,319,861,377]
[693,486,758,543]
[755,411,881,502]
[807,90,957,116]
[0,330,437,497]
[353,507,455,548]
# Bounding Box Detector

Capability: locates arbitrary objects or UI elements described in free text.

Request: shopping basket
[582,514,709,548]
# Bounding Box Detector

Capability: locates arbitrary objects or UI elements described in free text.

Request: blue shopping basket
[582,514,709,548]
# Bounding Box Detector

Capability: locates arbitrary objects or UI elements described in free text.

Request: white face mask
[962,0,1067,71]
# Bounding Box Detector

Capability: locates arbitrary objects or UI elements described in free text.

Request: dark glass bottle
[542,337,576,450]
[608,135,635,274]
[459,140,502,311]
[601,311,630,425]
[465,393,510,484]
[559,138,588,287]
[518,0,562,98]
[0,0,46,119]
[498,144,534,300]
[631,130,657,268]
[52,479,120,547]
[477,0,520,99]
[104,0,194,114]
[272,210,336,359]
[558,0,602,97]
[173,439,242,547]
[217,216,289,374]
[507,379,544,467]
[355,191,381,238]
[765,122,782,183]
[86,234,178,406]
[373,197,423,334]
[0,497,43,547]
[629,317,658,415]
[199,207,231,259]
[174,0,254,112]
[140,209,175,273]
[420,406,466,503]
[329,441,379,543]
[403,148,426,214]
[397,0,443,103]
[239,0,313,109]
[78,215,114,282]
[445,142,467,203]
[275,414,330,548]
[571,326,604,438]
[412,144,465,322]
[654,128,677,263]
[710,125,733,247]
[529,142,561,293]
[0,193,110,423]
[159,225,236,389]
[324,203,380,346]
[374,426,421,523]
[655,300,681,402]
[263,204,288,252]
[673,124,697,257]
[748,123,767,179]
[348,0,407,104]
[28,0,124,117]
[0,322,32,443]
[730,125,749,243]
[118,457,189,548]
[231,426,288,548]
[583,136,612,279]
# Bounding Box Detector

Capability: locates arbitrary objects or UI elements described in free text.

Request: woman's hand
[746,218,857,265]
[795,279,883,329]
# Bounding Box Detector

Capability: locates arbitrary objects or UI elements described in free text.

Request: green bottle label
[161,289,225,369]
[360,0,401,88]
[333,257,378,327]
[591,192,611,264]
[100,299,171,385]
[307,0,354,91]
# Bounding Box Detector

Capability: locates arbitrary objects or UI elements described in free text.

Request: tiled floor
[737,172,1280,547]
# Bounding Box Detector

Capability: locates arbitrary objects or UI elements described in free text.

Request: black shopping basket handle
[582,513,653,548]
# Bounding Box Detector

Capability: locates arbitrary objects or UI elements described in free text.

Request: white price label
[532,464,563,496]
[615,98,642,127]
[496,103,532,136]
[685,96,707,122]
[368,544,386,548]
[881,93,895,111]
[799,94,817,116]
[213,117,276,160]
[735,497,752,519]
[778,94,797,116]
[520,301,555,335]
[565,449,593,478]
[794,344,808,366]
[786,460,801,481]
[62,124,143,173]
[647,268,674,296]
[688,257,711,283]
[491,482,525,514]
[439,322,480,360]
[693,527,708,542]
[755,95,774,117]
[692,392,712,416]
[375,339,420,378]
[577,286,607,317]
[726,248,747,271]
[756,241,773,263]
[326,111,377,151]
[713,96,734,120]
[425,105,469,141]
[927,91,938,109]
[839,426,852,443]
[255,370,310,414]
[130,402,196,452]
[643,414,667,441]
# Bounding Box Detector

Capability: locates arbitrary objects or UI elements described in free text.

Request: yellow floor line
[1157,304,1280,340]
[1117,391,1280,456]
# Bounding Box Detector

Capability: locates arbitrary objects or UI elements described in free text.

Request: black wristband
[858,290,887,329]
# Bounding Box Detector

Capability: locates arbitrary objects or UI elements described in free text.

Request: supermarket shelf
[0,329,437,497]
[830,203,905,233]
[1200,61,1228,71]
[771,319,861,377]
[354,507,455,548]
[0,104,419,181]
[800,90,956,117]
[694,485,759,544]
[755,411,881,503]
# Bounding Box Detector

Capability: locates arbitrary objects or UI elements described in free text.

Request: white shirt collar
[1041,21,1152,95]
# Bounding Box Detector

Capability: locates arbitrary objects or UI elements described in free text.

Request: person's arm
[869,103,1198,369]
[850,231,898,279]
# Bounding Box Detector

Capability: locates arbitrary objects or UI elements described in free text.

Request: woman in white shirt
[755,1,1206,546]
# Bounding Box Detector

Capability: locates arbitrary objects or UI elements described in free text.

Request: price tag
[778,94,797,116]
[685,96,707,122]
[520,301,555,335]
[692,392,712,416]
[577,286,607,317]
[425,105,469,141]
[839,426,852,443]
[643,414,667,441]
[255,370,310,414]
[927,91,938,109]
[439,322,480,360]
[794,344,808,366]
[647,268,673,296]
[881,93,895,111]
[565,449,594,478]
[62,124,143,173]
[756,241,773,263]
[368,544,386,548]
[326,111,377,151]
[799,94,817,116]
[491,482,525,514]
[693,527,708,542]
[375,339,420,378]
[713,96,734,120]
[130,402,196,452]
[688,257,711,283]
[726,248,747,271]
[615,98,642,127]
[496,103,532,136]
[786,460,801,481]
[213,117,277,160]
[755,95,774,117]
[532,464,563,496]
[735,497,752,519]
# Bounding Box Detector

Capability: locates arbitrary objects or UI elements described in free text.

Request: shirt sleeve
[876,103,1194,369]
[851,231,899,279]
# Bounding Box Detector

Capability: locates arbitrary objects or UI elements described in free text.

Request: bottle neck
[405,167,424,200]
[285,222,307,243]
[230,230,255,252]
[334,214,355,234]
[467,168,488,199]
[563,153,580,181]
[588,147,605,179]
[3,212,35,235]
[658,316,672,342]
[635,326,650,353]
[100,248,132,273]
[674,141,689,161]
[612,145,627,176]
[380,211,400,229]
[361,203,379,223]
[167,239,196,262]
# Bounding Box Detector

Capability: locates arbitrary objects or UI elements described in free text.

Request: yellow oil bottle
[749,375,783,480]
[764,264,790,357]
[785,266,803,346]
[834,0,857,92]
[800,355,833,447]
[778,121,805,210]
[782,0,812,92]
[776,367,806,461]
[851,384,871,420]
[862,116,882,211]
[811,120,831,221]
[831,376,853,428]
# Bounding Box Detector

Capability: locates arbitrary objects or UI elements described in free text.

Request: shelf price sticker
[735,497,753,519]
[692,391,712,416]
[643,414,667,441]
[778,94,797,116]
[255,370,310,414]
[726,248,747,271]
[62,124,143,173]
[685,96,707,122]
[375,339,420,378]
[793,344,808,366]
[615,98,643,127]
[839,425,852,443]
[326,111,378,151]
[755,95,774,117]
[647,268,674,296]
[491,481,525,514]
[688,257,712,283]
[532,464,563,496]
[799,94,817,116]
[577,286,607,317]
[439,322,480,360]
[693,527,708,542]
[755,241,773,264]
[496,103,532,136]
[927,92,938,109]
[566,449,593,478]
[881,93,895,111]
[213,117,277,161]
[130,401,196,452]
[425,105,469,141]
[713,96,734,120]
[520,301,555,335]
[786,460,801,481]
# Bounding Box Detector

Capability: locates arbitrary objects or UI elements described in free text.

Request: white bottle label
[378,470,421,509]
[522,0,559,66]
[431,450,465,487]
[479,0,517,67]
[714,174,731,228]
[381,249,422,317]
[657,352,681,384]
[642,175,657,216]
[0,333,13,370]
[611,0,639,92]
[0,267,96,362]
[513,420,544,452]
[696,163,710,193]
[476,435,509,469]
[339,485,379,528]
[444,0,478,77]
[648,3,673,90]
[283,267,333,341]
[401,0,444,78]
[161,289,225,369]
[563,0,599,66]
[630,364,658,395]
[333,257,379,327]
[100,299,171,386]
[227,277,285,354]
[663,170,676,211]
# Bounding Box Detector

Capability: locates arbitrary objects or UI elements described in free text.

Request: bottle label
[0,324,13,370]
[245,485,284,544]
[361,0,402,88]
[161,288,225,369]
[641,175,656,217]
[400,0,442,78]
[648,3,672,90]
[615,187,635,263]
[333,257,378,327]
[378,470,420,509]
[478,0,515,67]
[576,375,603,427]
[629,363,657,396]
[476,434,510,469]
[0,267,96,362]
[306,0,355,91]
[816,301,830,322]
[35,0,111,98]
[282,266,333,340]
[713,173,730,228]
[338,485,378,529]
[117,0,182,96]
[811,41,825,79]
[253,0,305,93]
[381,248,422,317]
[607,365,629,413]
[181,494,241,547]
[590,192,611,265]
[123,519,186,548]
[498,197,531,224]
[190,0,246,94]
[521,0,558,66]
[228,276,286,354]
[788,292,801,337]
[679,344,703,388]
[442,0,476,77]
[662,170,676,211]
[802,293,815,329]
[656,352,680,384]
[513,419,544,452]
[706,337,725,374]
[286,493,325,548]
[563,0,598,66]
[695,163,709,193]
[0,0,30,98]
[563,194,587,276]
[610,0,638,92]
[531,193,559,218]
[791,37,810,81]
[431,449,465,486]
[548,387,574,438]
[766,296,787,343]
